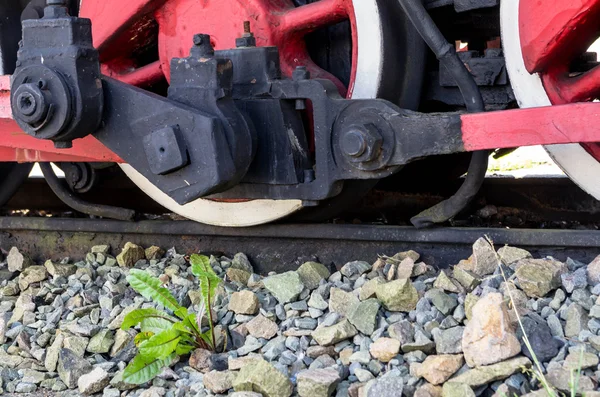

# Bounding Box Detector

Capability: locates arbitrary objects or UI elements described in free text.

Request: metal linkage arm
[336,101,600,172]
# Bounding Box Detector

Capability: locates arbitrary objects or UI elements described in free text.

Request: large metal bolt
[236,21,257,48]
[341,124,383,162]
[293,66,310,81]
[44,0,68,18]
[341,130,367,157]
[243,21,252,36]
[191,34,214,57]
[293,66,310,110]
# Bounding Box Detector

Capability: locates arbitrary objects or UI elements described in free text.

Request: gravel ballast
[1,238,600,396]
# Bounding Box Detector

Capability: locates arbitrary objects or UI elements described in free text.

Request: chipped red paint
[80,0,168,52]
[519,0,600,74]
[0,118,123,162]
[83,0,358,95]
[155,0,353,96]
[101,61,164,87]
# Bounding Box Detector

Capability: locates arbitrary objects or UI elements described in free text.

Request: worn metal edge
[0,217,599,247]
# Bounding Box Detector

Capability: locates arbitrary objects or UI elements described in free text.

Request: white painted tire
[120,0,386,227]
[501,0,600,199]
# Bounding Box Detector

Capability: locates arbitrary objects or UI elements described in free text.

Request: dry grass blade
[569,348,584,397]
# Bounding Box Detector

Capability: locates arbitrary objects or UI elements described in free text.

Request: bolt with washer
[236,21,257,48]
[341,124,383,163]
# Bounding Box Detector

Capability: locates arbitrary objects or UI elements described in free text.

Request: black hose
[397,0,489,228]
[40,163,135,221]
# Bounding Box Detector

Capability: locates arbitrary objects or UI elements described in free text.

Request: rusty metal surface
[0,217,599,274]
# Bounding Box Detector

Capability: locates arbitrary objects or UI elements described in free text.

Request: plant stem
[207,295,216,349]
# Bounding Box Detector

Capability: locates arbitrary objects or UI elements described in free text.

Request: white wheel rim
[501,0,600,200]
[120,0,385,226]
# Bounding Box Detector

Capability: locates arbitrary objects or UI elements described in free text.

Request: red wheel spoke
[279,0,350,36]
[80,0,166,52]
[543,65,600,103]
[307,63,347,97]
[103,61,164,87]
[520,0,600,73]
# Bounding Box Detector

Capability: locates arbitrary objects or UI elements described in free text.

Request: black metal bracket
[11,2,256,206]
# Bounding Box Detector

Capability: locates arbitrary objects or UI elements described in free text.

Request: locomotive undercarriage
[0,0,598,226]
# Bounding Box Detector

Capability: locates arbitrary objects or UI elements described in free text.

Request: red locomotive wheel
[76,0,424,226]
[502,0,600,200]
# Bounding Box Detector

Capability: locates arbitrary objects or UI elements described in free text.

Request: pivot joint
[11,0,103,148]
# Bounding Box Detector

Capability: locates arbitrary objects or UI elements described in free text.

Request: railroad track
[2,175,600,271]
[2,217,600,273]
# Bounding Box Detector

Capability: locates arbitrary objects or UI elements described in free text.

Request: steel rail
[0,217,599,273]
[0,217,599,246]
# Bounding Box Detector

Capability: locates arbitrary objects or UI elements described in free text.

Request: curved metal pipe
[40,162,135,221]
[397,0,489,228]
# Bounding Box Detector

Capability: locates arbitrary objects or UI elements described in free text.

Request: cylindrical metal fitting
[191,34,214,56]
[12,84,49,126]
[341,130,368,157]
[16,92,37,117]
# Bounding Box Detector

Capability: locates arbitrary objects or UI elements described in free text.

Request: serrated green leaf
[134,331,154,347]
[190,255,222,297]
[122,352,177,385]
[140,317,174,335]
[122,308,177,330]
[127,269,180,312]
[175,343,195,356]
[138,329,181,359]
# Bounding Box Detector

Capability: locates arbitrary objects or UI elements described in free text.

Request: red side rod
[460,102,600,151]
